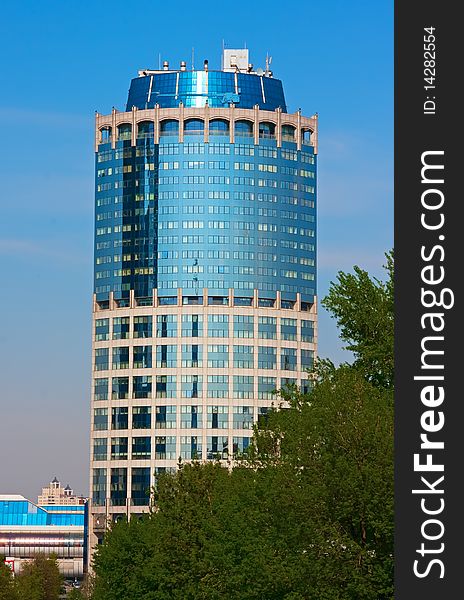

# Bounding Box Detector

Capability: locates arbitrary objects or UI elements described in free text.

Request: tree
[252,365,394,599]
[0,559,18,600]
[14,555,62,600]
[322,251,394,388]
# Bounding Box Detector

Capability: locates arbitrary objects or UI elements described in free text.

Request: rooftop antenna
[191,47,195,70]
[158,53,161,70]
[265,53,273,75]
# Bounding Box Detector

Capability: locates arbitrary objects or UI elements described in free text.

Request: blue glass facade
[126,71,287,111]
[0,498,84,526]
[95,137,316,302]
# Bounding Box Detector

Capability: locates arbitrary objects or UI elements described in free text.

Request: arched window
[184,119,204,135]
[99,126,112,144]
[159,119,179,137]
[235,120,253,138]
[282,124,296,142]
[301,128,312,144]
[117,123,132,141]
[209,119,229,135]
[259,122,276,139]
[137,121,154,140]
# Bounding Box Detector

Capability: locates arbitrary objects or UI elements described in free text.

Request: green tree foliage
[0,559,18,600]
[321,251,394,388]
[14,555,62,600]
[92,255,394,599]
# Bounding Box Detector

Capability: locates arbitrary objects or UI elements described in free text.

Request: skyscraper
[89,48,317,548]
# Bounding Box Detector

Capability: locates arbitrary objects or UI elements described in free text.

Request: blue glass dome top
[126,70,287,112]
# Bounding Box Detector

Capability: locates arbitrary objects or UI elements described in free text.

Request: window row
[94,346,314,372]
[95,315,314,341]
[93,434,254,465]
[93,404,268,432]
[99,121,313,145]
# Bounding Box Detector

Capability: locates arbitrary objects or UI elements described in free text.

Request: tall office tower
[89,49,317,548]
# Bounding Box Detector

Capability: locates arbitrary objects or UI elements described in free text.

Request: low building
[0,494,87,577]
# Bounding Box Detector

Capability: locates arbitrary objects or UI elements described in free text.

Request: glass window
[131,467,150,506]
[233,437,251,456]
[207,375,229,398]
[181,344,203,368]
[258,346,277,369]
[233,315,254,338]
[207,314,229,337]
[181,314,203,337]
[133,316,152,339]
[206,436,228,459]
[93,408,108,431]
[132,406,151,429]
[155,406,177,429]
[207,344,228,368]
[94,377,108,400]
[281,377,297,389]
[111,437,128,460]
[281,318,297,341]
[93,438,107,461]
[160,119,179,137]
[258,377,276,399]
[180,436,202,459]
[156,314,177,337]
[233,406,253,429]
[133,376,152,399]
[209,119,229,135]
[301,320,315,343]
[301,349,314,370]
[180,405,203,428]
[112,407,128,430]
[133,346,152,368]
[258,316,277,339]
[112,376,129,399]
[235,120,253,138]
[154,375,176,398]
[95,348,109,371]
[117,124,131,141]
[95,318,109,341]
[132,437,151,459]
[112,347,129,369]
[155,436,177,459]
[156,345,177,368]
[281,347,297,371]
[181,375,203,398]
[110,468,127,506]
[92,468,106,506]
[113,317,130,340]
[207,406,228,429]
[184,118,204,134]
[233,345,254,369]
[233,376,254,399]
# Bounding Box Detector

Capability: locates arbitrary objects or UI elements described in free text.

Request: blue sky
[0,0,393,498]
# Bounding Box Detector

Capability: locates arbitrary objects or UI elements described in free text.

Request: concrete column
[131,106,137,146]
[204,104,209,144]
[179,102,184,143]
[254,105,259,145]
[154,104,160,145]
[276,108,282,148]
[111,108,116,149]
[229,104,235,144]
[297,109,302,151]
